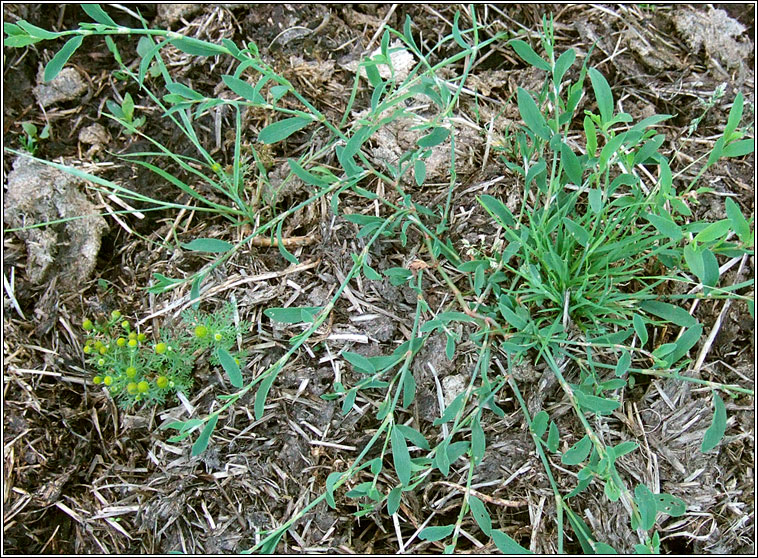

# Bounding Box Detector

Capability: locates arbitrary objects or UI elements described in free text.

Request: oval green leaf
[191,414,218,456]
[701,391,727,453]
[182,237,234,253]
[44,35,84,82]
[259,116,312,144]
[217,347,243,388]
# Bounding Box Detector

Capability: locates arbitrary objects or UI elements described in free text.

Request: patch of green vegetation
[4,5,754,554]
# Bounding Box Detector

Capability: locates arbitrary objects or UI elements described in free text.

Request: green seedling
[18,121,50,154]
[106,92,146,133]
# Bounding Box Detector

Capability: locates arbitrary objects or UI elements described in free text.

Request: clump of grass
[4,5,754,555]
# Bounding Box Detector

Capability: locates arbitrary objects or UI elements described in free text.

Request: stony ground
[2,4,755,554]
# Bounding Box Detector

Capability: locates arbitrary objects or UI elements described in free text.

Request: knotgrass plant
[4,6,754,554]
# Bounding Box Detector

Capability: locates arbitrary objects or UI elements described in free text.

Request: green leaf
[172,37,223,57]
[546,421,559,452]
[82,4,117,27]
[417,127,450,148]
[258,116,311,144]
[510,39,550,71]
[574,391,620,414]
[17,20,61,40]
[560,142,583,185]
[563,217,590,247]
[694,219,731,243]
[391,426,412,485]
[343,351,376,374]
[615,351,631,377]
[4,34,44,47]
[254,372,277,420]
[588,68,614,124]
[634,484,658,530]
[222,75,265,103]
[44,35,84,82]
[531,410,549,438]
[641,301,697,328]
[264,306,322,324]
[419,524,455,542]
[644,211,682,241]
[182,237,234,253]
[725,197,751,244]
[387,485,402,515]
[325,471,342,509]
[553,48,576,84]
[683,243,705,283]
[452,12,467,48]
[655,493,686,517]
[584,115,597,156]
[433,393,465,425]
[595,542,618,554]
[561,434,592,466]
[288,158,329,188]
[166,82,205,101]
[468,495,492,536]
[701,392,727,452]
[479,194,515,228]
[665,324,703,366]
[395,424,429,451]
[612,441,638,459]
[633,313,648,346]
[517,87,551,141]
[724,91,744,141]
[492,529,532,554]
[471,414,486,464]
[191,414,218,456]
[414,158,427,186]
[217,348,243,388]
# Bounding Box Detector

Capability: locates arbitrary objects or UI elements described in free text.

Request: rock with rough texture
[673,8,753,70]
[4,156,108,287]
[33,67,87,108]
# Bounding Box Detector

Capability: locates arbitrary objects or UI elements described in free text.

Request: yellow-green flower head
[155,342,167,355]
[127,382,138,394]
[93,375,102,384]
[111,310,122,320]
[137,381,150,393]
[128,332,137,340]
[82,319,93,331]
[121,320,130,330]
[99,345,107,355]
[128,339,138,348]
[103,375,113,386]
[156,376,169,389]
[83,345,92,354]
[97,358,105,366]
[125,366,137,379]
[137,333,147,342]
[214,332,223,342]
[117,337,127,347]
[194,325,209,338]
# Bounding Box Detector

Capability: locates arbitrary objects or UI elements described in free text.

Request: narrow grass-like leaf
[517,87,551,141]
[82,4,117,26]
[452,12,467,48]
[563,217,589,247]
[492,530,532,554]
[191,414,218,456]
[641,301,697,327]
[258,116,311,144]
[172,37,224,56]
[419,525,455,542]
[588,67,613,124]
[217,348,243,388]
[701,391,727,453]
[391,426,412,485]
[44,35,83,82]
[471,413,486,464]
[254,372,277,420]
[264,306,323,324]
[434,393,465,425]
[468,495,492,536]
[288,158,329,188]
[510,39,550,71]
[182,238,234,253]
[561,434,592,466]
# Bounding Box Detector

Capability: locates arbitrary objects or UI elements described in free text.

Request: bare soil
[2,4,755,555]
